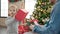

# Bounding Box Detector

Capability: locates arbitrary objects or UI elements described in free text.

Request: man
[32,0,60,34]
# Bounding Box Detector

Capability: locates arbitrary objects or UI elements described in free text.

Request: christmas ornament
[37,6,41,9]
[39,2,41,5]
[42,2,45,5]
[41,10,43,11]
[30,19,39,24]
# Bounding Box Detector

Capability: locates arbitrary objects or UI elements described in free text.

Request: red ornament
[30,19,39,23]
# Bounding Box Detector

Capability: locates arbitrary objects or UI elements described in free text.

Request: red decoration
[15,9,28,21]
[30,19,39,23]
[18,25,29,34]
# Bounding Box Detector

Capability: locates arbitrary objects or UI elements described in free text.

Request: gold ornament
[39,2,41,5]
[41,10,43,11]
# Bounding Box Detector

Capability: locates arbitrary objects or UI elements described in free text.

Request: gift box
[15,9,28,21]
[18,25,29,34]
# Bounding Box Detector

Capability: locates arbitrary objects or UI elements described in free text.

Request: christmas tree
[32,0,52,25]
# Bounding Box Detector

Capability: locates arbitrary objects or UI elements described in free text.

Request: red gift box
[18,25,29,34]
[15,9,28,21]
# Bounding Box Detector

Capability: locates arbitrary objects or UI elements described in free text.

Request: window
[0,0,8,18]
[25,0,36,19]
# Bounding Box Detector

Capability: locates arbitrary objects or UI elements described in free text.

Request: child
[5,4,19,34]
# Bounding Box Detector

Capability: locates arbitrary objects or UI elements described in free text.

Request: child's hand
[24,23,27,26]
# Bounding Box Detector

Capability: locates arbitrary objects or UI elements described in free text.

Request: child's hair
[9,4,18,9]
